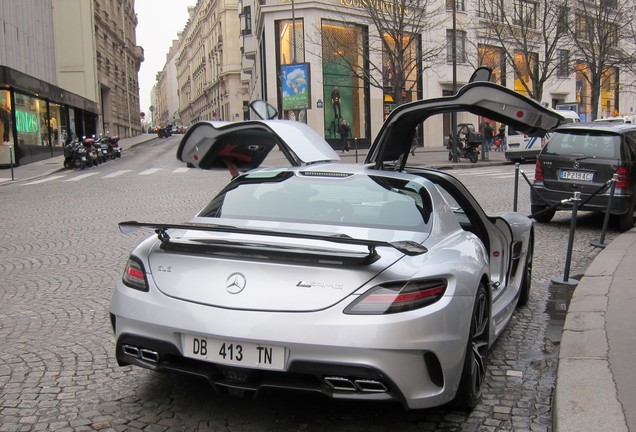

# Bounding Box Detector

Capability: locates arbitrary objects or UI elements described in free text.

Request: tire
[448,151,453,161]
[530,204,555,223]
[469,153,478,163]
[517,234,533,308]
[452,283,489,410]
[616,198,636,232]
[64,159,72,169]
[73,158,84,170]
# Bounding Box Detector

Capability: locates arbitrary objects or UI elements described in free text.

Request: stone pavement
[2,133,634,431]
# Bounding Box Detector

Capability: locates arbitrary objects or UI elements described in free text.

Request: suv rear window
[543,131,621,159]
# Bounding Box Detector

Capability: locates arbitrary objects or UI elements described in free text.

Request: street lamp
[451,0,458,163]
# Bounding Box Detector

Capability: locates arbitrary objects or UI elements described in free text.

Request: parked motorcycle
[82,137,99,167]
[110,135,121,158]
[447,123,482,163]
[63,139,87,170]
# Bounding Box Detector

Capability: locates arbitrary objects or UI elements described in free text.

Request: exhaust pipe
[324,376,357,391]
[354,379,387,393]
[121,344,159,363]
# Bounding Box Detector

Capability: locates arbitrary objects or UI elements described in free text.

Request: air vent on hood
[299,171,353,178]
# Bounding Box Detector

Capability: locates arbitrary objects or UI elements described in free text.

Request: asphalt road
[0,136,620,431]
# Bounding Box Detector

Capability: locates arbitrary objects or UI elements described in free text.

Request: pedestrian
[338,118,350,152]
[496,126,506,152]
[483,122,494,152]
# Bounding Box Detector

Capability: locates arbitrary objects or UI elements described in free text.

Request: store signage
[15,110,39,134]
[339,0,409,15]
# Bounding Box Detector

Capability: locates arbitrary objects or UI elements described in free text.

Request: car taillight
[344,279,447,315]
[122,256,149,291]
[534,160,543,181]
[615,166,630,189]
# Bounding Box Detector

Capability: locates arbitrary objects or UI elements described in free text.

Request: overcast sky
[135,0,194,120]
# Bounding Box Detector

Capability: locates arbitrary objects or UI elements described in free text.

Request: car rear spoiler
[119,221,428,258]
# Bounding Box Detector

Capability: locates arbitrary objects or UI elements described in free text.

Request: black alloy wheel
[453,283,489,410]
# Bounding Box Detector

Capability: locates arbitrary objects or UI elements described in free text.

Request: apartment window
[478,45,506,85]
[557,49,570,77]
[446,30,466,63]
[446,0,465,11]
[478,0,503,21]
[556,6,569,34]
[243,6,252,35]
[513,0,537,28]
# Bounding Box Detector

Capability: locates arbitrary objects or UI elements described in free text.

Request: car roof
[554,122,636,133]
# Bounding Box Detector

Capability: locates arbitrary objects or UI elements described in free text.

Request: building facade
[175,0,248,126]
[1,0,100,166]
[236,0,636,149]
[94,0,144,138]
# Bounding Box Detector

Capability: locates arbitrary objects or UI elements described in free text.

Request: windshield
[199,173,433,231]
[543,131,621,159]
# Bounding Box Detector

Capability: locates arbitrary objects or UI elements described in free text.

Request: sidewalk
[553,229,636,432]
[2,134,633,430]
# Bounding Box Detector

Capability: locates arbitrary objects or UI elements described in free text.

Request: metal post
[10,144,15,181]
[591,174,618,248]
[553,192,580,285]
[451,0,458,163]
[354,137,358,163]
[513,163,520,212]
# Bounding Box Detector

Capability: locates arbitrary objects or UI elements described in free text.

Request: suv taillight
[615,166,630,189]
[534,160,544,181]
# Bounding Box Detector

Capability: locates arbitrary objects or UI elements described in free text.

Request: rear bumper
[531,183,633,215]
[109,278,474,410]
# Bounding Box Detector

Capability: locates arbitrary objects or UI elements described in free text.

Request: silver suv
[530,123,636,231]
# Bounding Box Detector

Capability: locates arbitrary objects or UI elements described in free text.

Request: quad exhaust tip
[324,376,387,393]
[122,344,159,363]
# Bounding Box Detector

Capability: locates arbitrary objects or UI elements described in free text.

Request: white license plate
[560,170,594,181]
[183,335,285,370]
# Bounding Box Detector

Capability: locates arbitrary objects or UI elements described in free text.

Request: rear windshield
[199,173,433,231]
[543,130,621,159]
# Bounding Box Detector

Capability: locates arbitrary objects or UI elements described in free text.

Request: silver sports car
[109,79,563,410]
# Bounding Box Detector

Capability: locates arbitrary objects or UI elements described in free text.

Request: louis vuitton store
[254,1,422,150]
[0,66,98,167]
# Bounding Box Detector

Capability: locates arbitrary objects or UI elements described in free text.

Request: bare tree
[472,0,572,102]
[316,0,445,107]
[568,0,634,120]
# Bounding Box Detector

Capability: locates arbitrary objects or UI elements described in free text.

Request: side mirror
[250,100,278,120]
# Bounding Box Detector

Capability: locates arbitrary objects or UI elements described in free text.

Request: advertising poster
[281,63,311,111]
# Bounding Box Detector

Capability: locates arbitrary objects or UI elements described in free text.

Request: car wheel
[530,204,555,223]
[453,282,489,410]
[616,198,636,232]
[517,234,533,308]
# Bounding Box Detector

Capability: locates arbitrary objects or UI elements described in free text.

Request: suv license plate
[183,334,285,370]
[560,170,594,181]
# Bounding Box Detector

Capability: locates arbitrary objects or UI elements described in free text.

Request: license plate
[560,170,594,181]
[183,335,285,370]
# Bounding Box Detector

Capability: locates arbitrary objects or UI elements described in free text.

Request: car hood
[176,120,340,169]
[365,81,564,166]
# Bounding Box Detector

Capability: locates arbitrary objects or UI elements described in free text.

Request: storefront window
[1,89,12,145]
[382,33,420,120]
[601,66,618,117]
[14,93,49,147]
[321,20,367,141]
[48,103,66,146]
[576,62,592,121]
[513,50,537,96]
[478,45,506,86]
[276,19,306,122]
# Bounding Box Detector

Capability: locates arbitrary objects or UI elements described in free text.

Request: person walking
[496,126,506,152]
[338,118,350,152]
[483,121,494,152]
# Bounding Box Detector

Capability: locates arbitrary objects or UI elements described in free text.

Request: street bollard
[513,163,520,212]
[10,144,15,181]
[354,137,358,163]
[591,174,618,249]
[552,191,580,286]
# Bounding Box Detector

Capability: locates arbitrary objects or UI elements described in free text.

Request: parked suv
[530,123,636,231]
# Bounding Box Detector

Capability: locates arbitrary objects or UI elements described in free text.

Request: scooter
[447,124,481,163]
[63,139,87,170]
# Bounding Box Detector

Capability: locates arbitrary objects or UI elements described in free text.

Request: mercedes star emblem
[225,273,247,294]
